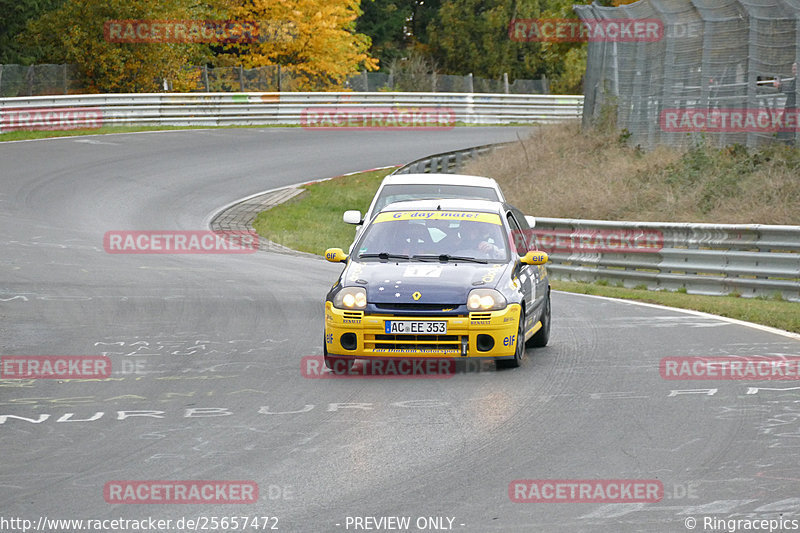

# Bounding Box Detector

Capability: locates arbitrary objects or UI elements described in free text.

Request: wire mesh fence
[0,64,549,97]
[577,0,800,149]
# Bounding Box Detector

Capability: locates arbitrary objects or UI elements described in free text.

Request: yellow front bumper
[325,301,522,359]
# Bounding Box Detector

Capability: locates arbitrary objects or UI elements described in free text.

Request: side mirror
[343,210,363,225]
[520,250,548,265]
[525,215,536,228]
[324,248,349,263]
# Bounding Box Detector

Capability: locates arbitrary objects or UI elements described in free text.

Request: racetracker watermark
[300,107,455,130]
[103,20,296,44]
[509,479,663,503]
[1,356,110,379]
[660,357,800,380]
[103,230,259,254]
[302,356,456,378]
[661,108,800,133]
[524,229,664,254]
[508,19,663,42]
[0,107,102,133]
[103,481,258,504]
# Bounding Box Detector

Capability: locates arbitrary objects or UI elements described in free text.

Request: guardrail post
[26,65,34,97]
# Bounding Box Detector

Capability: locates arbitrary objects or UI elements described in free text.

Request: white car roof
[380,198,506,214]
[380,173,501,188]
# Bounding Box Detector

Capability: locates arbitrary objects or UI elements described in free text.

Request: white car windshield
[355,211,509,263]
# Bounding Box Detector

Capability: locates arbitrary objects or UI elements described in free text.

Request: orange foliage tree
[221,0,378,90]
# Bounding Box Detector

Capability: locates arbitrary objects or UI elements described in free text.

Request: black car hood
[343,261,509,305]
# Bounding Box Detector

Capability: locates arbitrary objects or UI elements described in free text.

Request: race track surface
[1,127,799,533]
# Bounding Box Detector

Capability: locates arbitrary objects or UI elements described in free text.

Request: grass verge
[466,121,800,224]
[552,280,799,334]
[250,167,798,334]
[0,122,515,143]
[252,167,394,255]
[0,125,219,142]
[0,124,309,142]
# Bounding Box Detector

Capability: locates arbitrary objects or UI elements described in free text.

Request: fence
[0,64,550,98]
[396,145,800,302]
[0,92,584,130]
[577,0,800,149]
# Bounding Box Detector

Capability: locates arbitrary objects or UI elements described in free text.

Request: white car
[343,173,533,249]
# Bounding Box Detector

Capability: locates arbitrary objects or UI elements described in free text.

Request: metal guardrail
[392,144,506,175]
[395,146,800,302]
[535,218,800,302]
[0,92,584,130]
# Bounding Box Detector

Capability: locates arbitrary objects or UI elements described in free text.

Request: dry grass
[465,122,800,224]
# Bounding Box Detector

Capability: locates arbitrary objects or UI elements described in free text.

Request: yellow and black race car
[323,199,550,372]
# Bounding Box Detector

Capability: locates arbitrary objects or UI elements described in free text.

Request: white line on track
[554,290,800,341]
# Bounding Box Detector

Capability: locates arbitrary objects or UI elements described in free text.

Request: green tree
[427,0,544,80]
[21,0,220,92]
[0,0,65,64]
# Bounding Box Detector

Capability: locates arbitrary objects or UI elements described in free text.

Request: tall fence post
[203,65,210,91]
[238,66,245,92]
[26,65,34,97]
[468,73,474,93]
[277,65,282,92]
[503,73,509,94]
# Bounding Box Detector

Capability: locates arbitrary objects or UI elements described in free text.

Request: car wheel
[497,308,526,369]
[323,335,355,374]
[324,356,354,374]
[527,291,550,348]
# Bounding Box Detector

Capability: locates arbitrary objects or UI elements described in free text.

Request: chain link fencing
[577,0,800,149]
[0,64,549,97]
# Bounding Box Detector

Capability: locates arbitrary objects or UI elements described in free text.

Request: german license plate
[384,321,447,335]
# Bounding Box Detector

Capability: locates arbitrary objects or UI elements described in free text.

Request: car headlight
[467,289,506,311]
[334,287,367,310]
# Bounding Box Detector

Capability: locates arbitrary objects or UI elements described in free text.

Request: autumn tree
[21,0,222,92]
[426,0,545,81]
[223,0,378,90]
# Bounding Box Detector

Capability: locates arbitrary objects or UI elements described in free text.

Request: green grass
[552,280,799,334]
[0,121,521,143]
[0,125,223,142]
[252,167,394,255]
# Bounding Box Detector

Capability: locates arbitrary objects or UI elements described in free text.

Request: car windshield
[370,184,498,217]
[356,210,509,262]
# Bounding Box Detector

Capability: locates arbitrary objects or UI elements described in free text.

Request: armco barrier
[534,218,800,302]
[0,92,583,131]
[398,145,800,302]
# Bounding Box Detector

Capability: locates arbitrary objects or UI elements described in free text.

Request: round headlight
[334,287,367,310]
[467,289,506,311]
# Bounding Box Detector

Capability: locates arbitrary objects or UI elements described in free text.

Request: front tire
[527,291,550,348]
[324,336,354,374]
[497,308,526,369]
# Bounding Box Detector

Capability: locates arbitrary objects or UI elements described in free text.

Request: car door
[506,211,536,331]
[508,209,546,330]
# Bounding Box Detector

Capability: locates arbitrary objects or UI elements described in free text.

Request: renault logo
[412,291,422,300]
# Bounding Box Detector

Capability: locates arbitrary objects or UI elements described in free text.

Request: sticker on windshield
[374,211,501,224]
[403,265,443,278]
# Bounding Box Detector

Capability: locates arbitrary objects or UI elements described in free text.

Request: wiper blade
[411,254,488,264]
[359,252,411,261]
